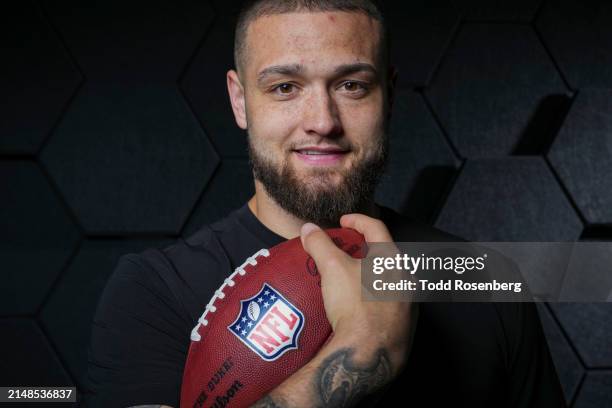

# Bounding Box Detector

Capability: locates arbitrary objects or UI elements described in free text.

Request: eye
[272,83,296,95]
[339,81,368,95]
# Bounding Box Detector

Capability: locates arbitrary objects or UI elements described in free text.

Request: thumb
[300,223,349,273]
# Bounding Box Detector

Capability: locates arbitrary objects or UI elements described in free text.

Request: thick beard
[248,136,388,227]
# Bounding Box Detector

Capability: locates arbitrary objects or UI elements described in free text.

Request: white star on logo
[264,290,270,295]
[270,295,277,301]
[247,322,253,328]
[264,302,270,308]
[235,325,241,330]
[241,317,247,322]
[257,297,264,303]
[241,330,247,336]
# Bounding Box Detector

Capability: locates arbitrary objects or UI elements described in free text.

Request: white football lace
[190,248,270,341]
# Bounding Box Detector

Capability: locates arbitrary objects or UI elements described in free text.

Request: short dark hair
[234,0,388,77]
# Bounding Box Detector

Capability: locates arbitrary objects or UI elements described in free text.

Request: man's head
[227,0,395,226]
[233,0,389,79]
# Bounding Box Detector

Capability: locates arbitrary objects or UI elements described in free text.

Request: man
[86,1,566,407]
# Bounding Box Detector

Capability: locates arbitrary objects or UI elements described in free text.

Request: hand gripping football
[181,228,366,408]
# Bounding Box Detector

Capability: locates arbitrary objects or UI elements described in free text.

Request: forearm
[252,219,416,408]
[251,332,397,408]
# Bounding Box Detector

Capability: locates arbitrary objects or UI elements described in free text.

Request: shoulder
[108,213,245,323]
[96,204,266,338]
[86,210,246,407]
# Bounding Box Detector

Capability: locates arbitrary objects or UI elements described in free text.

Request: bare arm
[251,341,393,408]
[252,215,417,408]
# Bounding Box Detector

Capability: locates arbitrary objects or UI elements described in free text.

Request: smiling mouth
[292,147,350,166]
[295,149,347,155]
[292,145,350,154]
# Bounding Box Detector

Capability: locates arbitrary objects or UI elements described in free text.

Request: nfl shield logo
[228,283,305,361]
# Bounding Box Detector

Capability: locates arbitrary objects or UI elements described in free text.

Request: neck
[248,180,380,239]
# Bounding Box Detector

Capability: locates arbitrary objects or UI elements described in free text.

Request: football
[181,228,367,408]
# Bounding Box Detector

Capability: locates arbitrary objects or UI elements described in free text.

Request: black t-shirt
[85,204,565,407]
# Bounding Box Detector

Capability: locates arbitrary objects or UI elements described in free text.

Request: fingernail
[301,222,321,237]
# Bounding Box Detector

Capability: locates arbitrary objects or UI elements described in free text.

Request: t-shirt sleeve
[498,302,567,408]
[85,252,190,408]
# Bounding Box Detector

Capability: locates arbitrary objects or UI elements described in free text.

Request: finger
[340,214,399,259]
[340,213,393,243]
[300,223,350,271]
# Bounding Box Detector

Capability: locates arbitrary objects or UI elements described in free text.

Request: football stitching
[190,248,271,342]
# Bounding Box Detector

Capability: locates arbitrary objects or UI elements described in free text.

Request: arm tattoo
[251,395,286,408]
[250,347,392,408]
[318,348,391,407]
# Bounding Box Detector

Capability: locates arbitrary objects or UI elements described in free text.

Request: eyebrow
[333,62,378,77]
[256,62,378,86]
[257,64,303,85]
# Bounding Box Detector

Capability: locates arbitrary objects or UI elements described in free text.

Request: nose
[301,87,343,137]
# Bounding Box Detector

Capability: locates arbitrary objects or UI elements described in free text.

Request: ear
[227,69,248,130]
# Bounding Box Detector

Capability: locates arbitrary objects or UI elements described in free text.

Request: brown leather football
[181,228,366,408]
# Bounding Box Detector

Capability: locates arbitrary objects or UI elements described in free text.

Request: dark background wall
[1,0,611,406]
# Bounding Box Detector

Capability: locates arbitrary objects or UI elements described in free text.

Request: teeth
[300,150,339,155]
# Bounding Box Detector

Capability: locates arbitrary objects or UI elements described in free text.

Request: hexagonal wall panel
[40,85,219,235]
[41,0,214,80]
[0,161,80,315]
[427,24,569,158]
[452,0,542,21]
[550,303,612,368]
[574,371,612,408]
[183,159,253,237]
[375,89,459,223]
[40,239,172,389]
[548,90,612,225]
[536,303,584,402]
[435,158,583,241]
[537,0,612,90]
[182,13,247,157]
[1,2,81,155]
[381,0,459,87]
[0,318,73,386]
